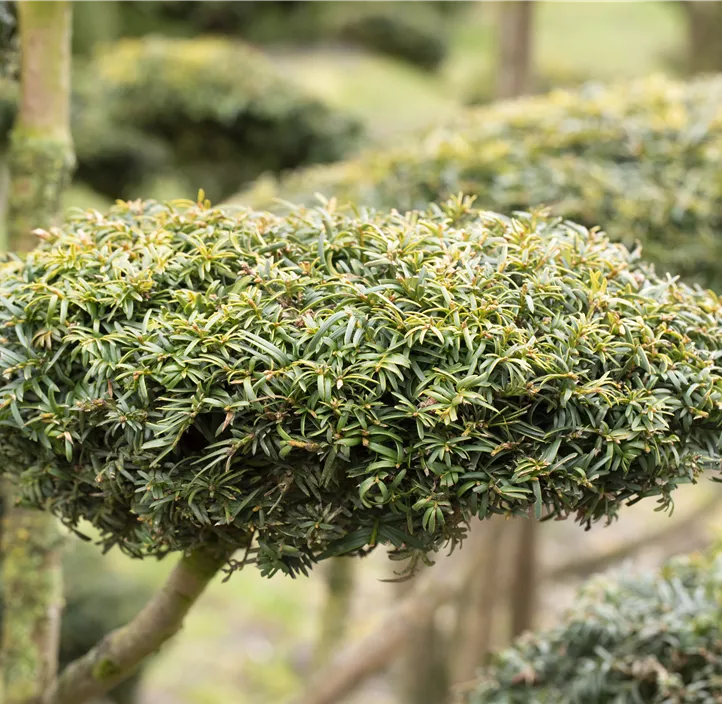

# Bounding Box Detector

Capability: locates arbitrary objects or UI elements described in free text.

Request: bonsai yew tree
[2,194,722,701]
[467,549,722,703]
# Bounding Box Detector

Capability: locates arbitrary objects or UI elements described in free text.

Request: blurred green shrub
[467,550,722,704]
[3,197,722,577]
[0,0,17,80]
[335,5,449,71]
[89,1,325,47]
[241,75,722,289]
[74,36,361,201]
[0,35,361,201]
[114,0,464,50]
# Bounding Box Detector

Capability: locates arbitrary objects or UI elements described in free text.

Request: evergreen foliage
[74,37,361,201]
[468,550,722,704]
[241,75,722,289]
[2,197,722,577]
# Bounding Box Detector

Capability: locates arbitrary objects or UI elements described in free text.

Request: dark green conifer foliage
[2,197,722,577]
[468,550,722,704]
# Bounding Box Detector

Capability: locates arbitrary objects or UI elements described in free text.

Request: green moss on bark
[6,129,73,251]
[1,503,63,703]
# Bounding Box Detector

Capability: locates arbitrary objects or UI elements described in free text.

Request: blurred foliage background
[4,2,722,703]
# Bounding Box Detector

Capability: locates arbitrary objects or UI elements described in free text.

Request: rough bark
[681,1,722,74]
[496,1,534,99]
[313,557,355,669]
[2,500,64,704]
[1,4,73,701]
[510,515,537,637]
[45,549,229,704]
[6,1,74,252]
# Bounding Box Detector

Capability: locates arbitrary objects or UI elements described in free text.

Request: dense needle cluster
[2,197,722,576]
[468,550,722,704]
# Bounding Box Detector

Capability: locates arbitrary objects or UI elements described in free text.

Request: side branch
[45,548,229,704]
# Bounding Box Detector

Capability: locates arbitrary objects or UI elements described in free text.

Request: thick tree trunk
[1,4,73,701]
[510,515,537,637]
[313,557,355,669]
[496,1,534,99]
[2,506,64,704]
[451,517,507,685]
[6,0,74,252]
[46,549,229,704]
[396,565,450,704]
[681,1,722,74]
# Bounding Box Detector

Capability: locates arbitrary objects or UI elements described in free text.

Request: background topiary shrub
[466,549,722,704]
[336,7,448,71]
[74,36,361,201]
[2,197,722,578]
[0,36,361,204]
[240,75,722,289]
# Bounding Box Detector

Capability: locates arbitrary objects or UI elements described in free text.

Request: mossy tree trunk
[1,3,74,702]
[47,549,229,704]
[496,1,535,99]
[2,509,64,704]
[6,0,74,252]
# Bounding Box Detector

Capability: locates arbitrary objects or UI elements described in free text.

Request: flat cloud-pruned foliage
[2,197,722,577]
[467,550,722,704]
[240,75,722,289]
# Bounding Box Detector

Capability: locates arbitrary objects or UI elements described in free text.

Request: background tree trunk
[510,515,537,637]
[680,1,722,74]
[313,558,355,669]
[450,518,507,686]
[396,564,450,704]
[496,1,535,99]
[1,2,74,701]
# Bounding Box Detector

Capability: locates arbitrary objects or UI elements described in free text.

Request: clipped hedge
[74,36,361,201]
[467,550,722,704]
[336,6,448,71]
[241,75,722,289]
[2,197,722,577]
